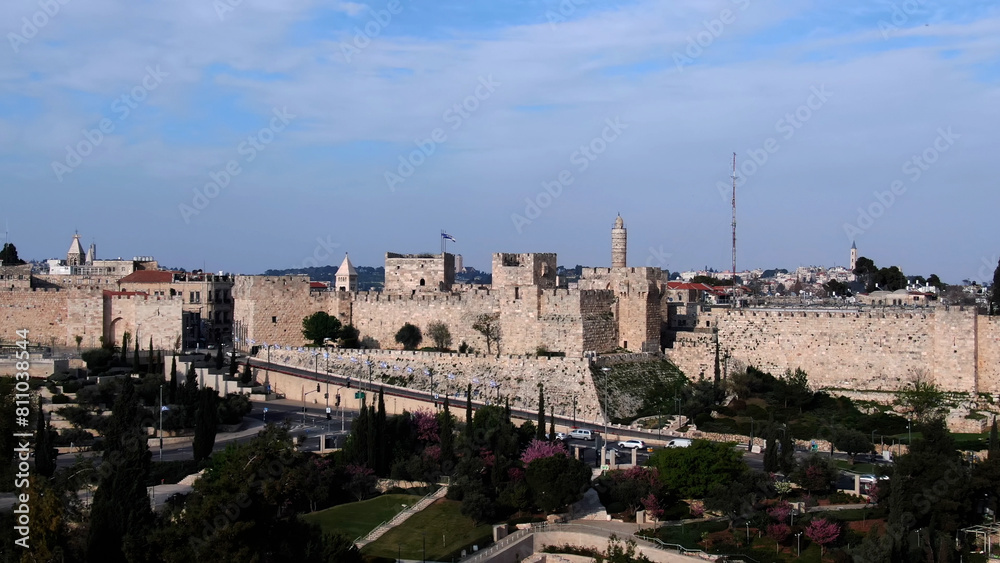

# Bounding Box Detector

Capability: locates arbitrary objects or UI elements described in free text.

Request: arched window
[419,279,425,286]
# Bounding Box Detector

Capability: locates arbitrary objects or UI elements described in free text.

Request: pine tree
[192,388,219,462]
[536,384,546,441]
[34,397,57,479]
[86,377,153,563]
[991,258,1000,315]
[169,357,178,404]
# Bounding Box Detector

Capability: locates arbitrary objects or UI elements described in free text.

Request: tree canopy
[645,439,747,498]
[394,323,422,350]
[301,311,342,346]
[0,242,26,265]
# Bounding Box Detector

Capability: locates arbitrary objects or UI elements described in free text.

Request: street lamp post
[572,394,577,427]
[303,384,320,424]
[797,532,802,557]
[601,367,610,453]
[158,385,163,462]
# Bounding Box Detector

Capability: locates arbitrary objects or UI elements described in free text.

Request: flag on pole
[441,232,457,243]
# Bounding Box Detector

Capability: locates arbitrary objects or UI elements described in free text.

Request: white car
[617,439,645,450]
[569,429,595,441]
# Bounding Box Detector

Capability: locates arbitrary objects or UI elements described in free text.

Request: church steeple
[67,233,85,266]
[336,253,358,292]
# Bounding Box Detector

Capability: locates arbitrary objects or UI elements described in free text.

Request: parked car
[666,438,693,448]
[569,429,595,441]
[617,439,645,450]
[555,432,567,441]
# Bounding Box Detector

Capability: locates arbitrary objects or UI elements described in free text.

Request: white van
[666,438,692,448]
[569,429,594,441]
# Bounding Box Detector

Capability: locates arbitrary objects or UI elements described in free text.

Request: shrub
[51,394,71,405]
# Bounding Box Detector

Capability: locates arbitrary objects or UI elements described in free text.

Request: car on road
[569,429,595,441]
[617,439,645,450]
[666,438,693,448]
[555,432,567,441]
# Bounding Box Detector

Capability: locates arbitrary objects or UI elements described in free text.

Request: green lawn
[302,494,421,541]
[362,499,494,561]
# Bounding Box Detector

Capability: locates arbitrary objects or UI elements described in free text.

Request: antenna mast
[731,153,737,309]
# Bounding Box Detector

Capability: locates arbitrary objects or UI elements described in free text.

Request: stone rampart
[263,348,605,420]
[0,287,105,348]
[665,307,993,394]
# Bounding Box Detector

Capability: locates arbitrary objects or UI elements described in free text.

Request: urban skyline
[1,1,997,282]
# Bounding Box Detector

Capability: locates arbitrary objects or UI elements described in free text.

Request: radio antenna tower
[730,153,737,309]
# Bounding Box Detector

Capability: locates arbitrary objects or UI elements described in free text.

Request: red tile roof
[118,270,175,284]
[310,281,329,289]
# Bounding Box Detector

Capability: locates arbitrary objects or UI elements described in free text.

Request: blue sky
[1,0,998,282]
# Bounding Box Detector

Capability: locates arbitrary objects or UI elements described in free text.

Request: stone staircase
[355,486,449,548]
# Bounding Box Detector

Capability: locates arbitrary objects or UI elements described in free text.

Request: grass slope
[362,499,493,561]
[302,494,421,540]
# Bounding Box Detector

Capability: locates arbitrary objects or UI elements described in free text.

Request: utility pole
[158,385,163,462]
[731,152,738,309]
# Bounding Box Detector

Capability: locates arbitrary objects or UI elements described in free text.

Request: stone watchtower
[67,233,86,267]
[336,253,358,292]
[611,215,627,268]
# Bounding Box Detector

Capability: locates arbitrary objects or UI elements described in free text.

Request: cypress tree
[214,348,224,371]
[549,406,556,441]
[764,432,779,473]
[229,351,239,379]
[536,384,546,441]
[34,398,56,479]
[990,416,998,458]
[376,387,387,474]
[132,337,140,374]
[241,359,252,385]
[148,337,155,375]
[465,383,473,426]
[169,357,178,404]
[86,377,153,563]
[192,388,219,462]
[440,395,454,467]
[779,428,795,474]
[366,404,376,469]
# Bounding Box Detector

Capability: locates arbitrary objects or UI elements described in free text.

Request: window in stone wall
[272,316,277,323]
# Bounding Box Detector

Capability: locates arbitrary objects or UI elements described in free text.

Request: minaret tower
[850,241,858,272]
[611,214,627,268]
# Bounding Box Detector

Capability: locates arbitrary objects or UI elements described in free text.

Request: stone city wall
[104,293,184,351]
[262,347,605,421]
[0,287,105,348]
[665,307,994,394]
[233,275,622,357]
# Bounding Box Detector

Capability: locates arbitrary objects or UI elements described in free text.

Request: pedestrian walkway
[355,485,449,548]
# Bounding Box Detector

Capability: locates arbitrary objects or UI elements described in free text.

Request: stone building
[117,270,234,347]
